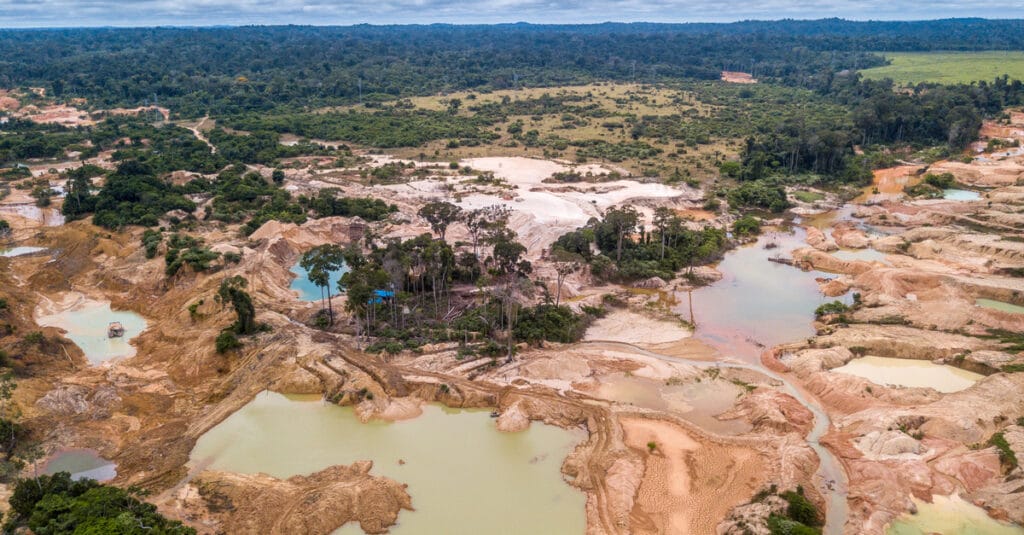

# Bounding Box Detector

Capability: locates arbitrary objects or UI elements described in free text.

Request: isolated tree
[652,207,675,260]
[301,244,345,325]
[551,251,582,306]
[464,205,510,256]
[0,219,10,239]
[419,201,462,241]
[604,207,640,262]
[216,275,257,335]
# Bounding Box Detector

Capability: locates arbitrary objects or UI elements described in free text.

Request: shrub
[781,489,822,527]
[215,331,241,354]
[989,432,1019,469]
[814,300,850,318]
[732,215,761,237]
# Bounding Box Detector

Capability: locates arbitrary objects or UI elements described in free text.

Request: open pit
[190,391,586,534]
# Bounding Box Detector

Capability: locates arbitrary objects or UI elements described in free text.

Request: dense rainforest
[0,20,1023,117]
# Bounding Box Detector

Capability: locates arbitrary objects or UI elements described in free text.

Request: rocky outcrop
[804,226,838,252]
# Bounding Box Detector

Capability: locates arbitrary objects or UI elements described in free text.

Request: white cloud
[0,0,1022,26]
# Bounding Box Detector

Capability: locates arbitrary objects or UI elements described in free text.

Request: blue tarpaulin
[368,289,395,304]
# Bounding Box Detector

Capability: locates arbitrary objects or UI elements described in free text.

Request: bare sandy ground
[585,310,691,345]
[721,71,758,84]
[622,417,766,534]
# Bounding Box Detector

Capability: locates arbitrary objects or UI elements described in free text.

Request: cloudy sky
[1,0,1023,27]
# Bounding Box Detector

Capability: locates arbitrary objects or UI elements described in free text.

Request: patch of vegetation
[305,189,397,220]
[164,234,220,277]
[90,161,195,228]
[6,472,194,534]
[792,190,825,203]
[732,215,761,237]
[727,181,791,212]
[988,432,1019,470]
[224,109,497,148]
[815,300,851,318]
[553,206,727,284]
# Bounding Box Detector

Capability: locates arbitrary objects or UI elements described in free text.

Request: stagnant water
[887,494,1024,535]
[942,189,982,201]
[36,301,148,365]
[679,228,853,364]
[833,356,983,393]
[594,373,752,436]
[190,392,586,534]
[290,261,349,302]
[42,449,117,481]
[0,246,46,257]
[976,298,1024,315]
[0,204,65,226]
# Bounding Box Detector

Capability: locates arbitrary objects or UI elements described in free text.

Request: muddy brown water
[191,393,586,535]
[886,494,1024,534]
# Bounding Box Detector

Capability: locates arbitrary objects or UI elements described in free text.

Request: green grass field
[860,51,1024,85]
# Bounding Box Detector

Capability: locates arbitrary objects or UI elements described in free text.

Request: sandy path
[622,417,765,535]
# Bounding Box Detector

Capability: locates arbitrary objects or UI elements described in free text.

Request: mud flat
[832,355,983,393]
[595,373,752,435]
[190,392,586,534]
[42,449,117,481]
[886,494,1024,535]
[35,294,148,365]
[0,204,65,226]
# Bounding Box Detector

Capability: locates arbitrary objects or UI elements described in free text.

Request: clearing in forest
[860,51,1024,85]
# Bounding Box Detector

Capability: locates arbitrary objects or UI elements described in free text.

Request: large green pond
[976,298,1024,315]
[190,392,586,535]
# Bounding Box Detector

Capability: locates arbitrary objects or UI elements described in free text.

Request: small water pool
[36,300,148,365]
[290,261,349,302]
[887,494,1024,535]
[976,298,1024,315]
[0,246,46,257]
[832,356,983,393]
[42,449,117,481]
[943,189,982,201]
[190,392,586,535]
[594,374,751,435]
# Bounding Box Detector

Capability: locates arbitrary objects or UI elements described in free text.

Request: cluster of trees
[214,276,260,353]
[65,159,397,234]
[85,161,195,228]
[304,189,397,220]
[553,207,728,283]
[6,472,194,534]
[224,110,497,148]
[291,201,590,356]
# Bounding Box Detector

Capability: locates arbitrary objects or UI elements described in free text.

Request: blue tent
[368,289,395,305]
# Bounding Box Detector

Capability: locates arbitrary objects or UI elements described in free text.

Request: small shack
[107,321,125,338]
